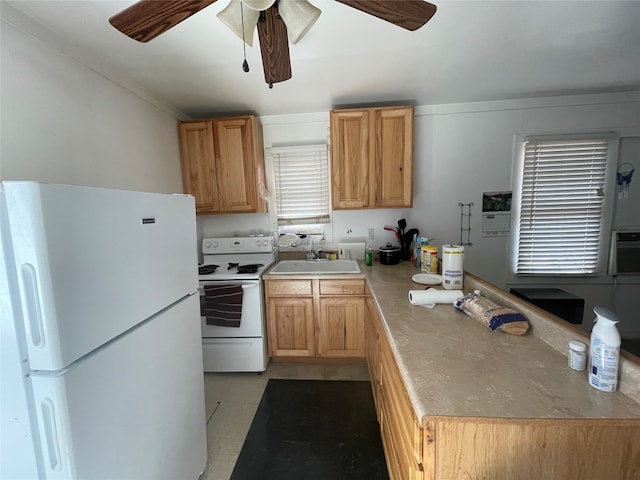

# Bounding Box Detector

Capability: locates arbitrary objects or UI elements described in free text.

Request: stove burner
[198,264,219,275]
[237,263,264,274]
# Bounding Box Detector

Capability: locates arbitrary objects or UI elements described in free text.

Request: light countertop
[362,262,640,422]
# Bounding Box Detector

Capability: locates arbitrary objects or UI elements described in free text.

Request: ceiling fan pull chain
[241,2,250,73]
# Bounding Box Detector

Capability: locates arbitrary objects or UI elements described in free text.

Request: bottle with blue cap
[588,306,621,392]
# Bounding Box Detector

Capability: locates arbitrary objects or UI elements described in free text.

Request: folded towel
[204,285,243,327]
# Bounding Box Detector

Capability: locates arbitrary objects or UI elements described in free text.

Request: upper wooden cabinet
[330,106,414,210]
[178,115,267,215]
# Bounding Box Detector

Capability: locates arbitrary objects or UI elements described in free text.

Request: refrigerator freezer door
[28,295,206,480]
[3,183,198,371]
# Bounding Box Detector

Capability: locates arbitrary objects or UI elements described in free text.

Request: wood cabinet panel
[267,297,314,357]
[368,293,424,479]
[366,298,382,421]
[178,115,266,214]
[330,110,370,209]
[330,106,413,210]
[380,348,423,467]
[266,280,313,296]
[375,108,413,208]
[214,117,264,213]
[317,297,365,357]
[381,392,424,480]
[319,279,365,295]
[430,418,640,480]
[178,122,219,213]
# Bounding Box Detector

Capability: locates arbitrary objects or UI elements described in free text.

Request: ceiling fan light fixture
[243,0,277,11]
[278,0,321,44]
[217,0,260,46]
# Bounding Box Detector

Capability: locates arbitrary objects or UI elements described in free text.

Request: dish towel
[204,285,243,327]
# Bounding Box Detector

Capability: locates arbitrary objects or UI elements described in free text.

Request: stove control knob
[212,241,218,249]
[263,239,269,246]
[256,240,261,247]
[204,241,212,249]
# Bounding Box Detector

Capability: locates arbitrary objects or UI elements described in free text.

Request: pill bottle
[568,341,586,371]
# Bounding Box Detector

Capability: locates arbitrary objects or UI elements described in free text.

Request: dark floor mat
[230,379,389,480]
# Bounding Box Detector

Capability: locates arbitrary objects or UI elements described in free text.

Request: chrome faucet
[306,237,317,260]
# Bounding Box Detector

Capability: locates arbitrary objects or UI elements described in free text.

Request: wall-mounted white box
[338,242,365,260]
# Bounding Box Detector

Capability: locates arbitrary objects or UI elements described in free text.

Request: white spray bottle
[588,306,621,392]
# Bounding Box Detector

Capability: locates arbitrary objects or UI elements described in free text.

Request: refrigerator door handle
[21,264,45,347]
[40,397,63,471]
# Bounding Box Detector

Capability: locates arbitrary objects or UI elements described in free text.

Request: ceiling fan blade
[335,0,436,31]
[109,0,218,42]
[256,6,292,86]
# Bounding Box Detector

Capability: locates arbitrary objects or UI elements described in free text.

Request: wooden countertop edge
[420,415,640,426]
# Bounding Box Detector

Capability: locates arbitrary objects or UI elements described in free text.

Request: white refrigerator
[1,182,207,479]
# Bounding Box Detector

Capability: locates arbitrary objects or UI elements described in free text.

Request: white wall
[0,8,183,194]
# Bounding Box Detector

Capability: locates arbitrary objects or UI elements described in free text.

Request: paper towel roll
[408,289,464,308]
[442,245,465,290]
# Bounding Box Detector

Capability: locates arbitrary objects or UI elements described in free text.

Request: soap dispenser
[588,306,621,392]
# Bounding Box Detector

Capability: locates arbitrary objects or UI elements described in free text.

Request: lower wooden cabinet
[365,297,381,420]
[367,296,424,480]
[317,297,365,357]
[265,278,365,360]
[267,297,314,357]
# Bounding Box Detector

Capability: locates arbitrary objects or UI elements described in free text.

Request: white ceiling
[4,0,640,118]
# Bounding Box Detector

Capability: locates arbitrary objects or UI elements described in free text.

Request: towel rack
[459,202,473,246]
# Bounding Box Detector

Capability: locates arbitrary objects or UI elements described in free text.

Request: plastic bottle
[568,341,586,371]
[588,306,621,392]
[365,243,373,267]
[409,233,417,264]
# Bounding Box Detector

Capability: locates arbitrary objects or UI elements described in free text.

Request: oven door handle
[198,283,258,294]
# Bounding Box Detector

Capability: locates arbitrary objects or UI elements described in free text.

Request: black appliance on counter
[510,288,585,325]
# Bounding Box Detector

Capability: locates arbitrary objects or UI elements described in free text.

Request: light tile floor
[198,362,370,480]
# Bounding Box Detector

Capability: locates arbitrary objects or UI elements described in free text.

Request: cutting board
[338,242,366,260]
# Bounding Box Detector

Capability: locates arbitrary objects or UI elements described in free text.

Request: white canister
[441,245,464,290]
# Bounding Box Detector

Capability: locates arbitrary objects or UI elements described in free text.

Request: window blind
[272,145,330,226]
[516,137,610,275]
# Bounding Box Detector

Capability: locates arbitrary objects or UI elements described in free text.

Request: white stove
[198,236,276,372]
[199,236,275,280]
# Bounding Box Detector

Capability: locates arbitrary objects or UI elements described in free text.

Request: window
[511,134,618,276]
[271,144,330,226]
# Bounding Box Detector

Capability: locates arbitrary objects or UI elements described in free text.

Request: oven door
[199,280,264,338]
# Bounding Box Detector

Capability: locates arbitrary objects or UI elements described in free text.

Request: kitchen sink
[268,260,361,275]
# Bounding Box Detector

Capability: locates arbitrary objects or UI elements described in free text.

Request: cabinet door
[330,110,371,209]
[317,297,365,358]
[267,297,314,357]
[373,107,414,208]
[366,298,381,421]
[178,121,219,213]
[214,117,264,213]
